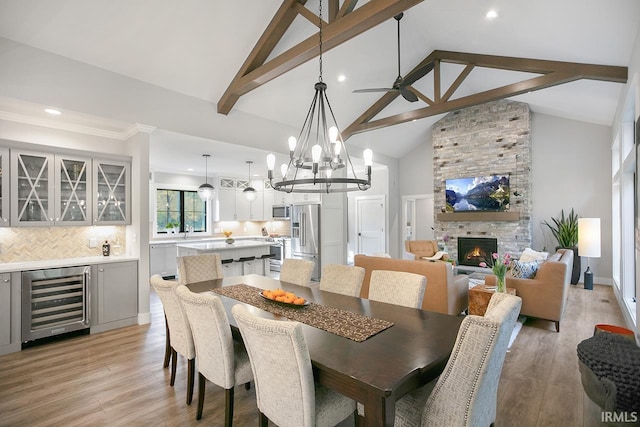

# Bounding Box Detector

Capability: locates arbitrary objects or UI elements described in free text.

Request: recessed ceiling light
[45,108,61,115]
[337,74,346,83]
[486,10,499,19]
[187,168,194,172]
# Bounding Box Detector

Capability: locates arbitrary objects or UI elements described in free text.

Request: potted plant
[165,222,179,234]
[542,208,580,284]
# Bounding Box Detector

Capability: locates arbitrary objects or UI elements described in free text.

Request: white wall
[530,113,612,283]
[398,132,434,196]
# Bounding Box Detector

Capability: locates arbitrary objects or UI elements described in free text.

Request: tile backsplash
[0,226,127,263]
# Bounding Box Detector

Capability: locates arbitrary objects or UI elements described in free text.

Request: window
[156,189,206,233]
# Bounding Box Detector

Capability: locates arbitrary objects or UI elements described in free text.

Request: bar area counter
[176,240,272,260]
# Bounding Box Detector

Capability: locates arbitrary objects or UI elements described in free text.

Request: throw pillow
[511,259,538,279]
[519,248,549,263]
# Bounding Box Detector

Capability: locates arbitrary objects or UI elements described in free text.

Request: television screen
[446,175,510,212]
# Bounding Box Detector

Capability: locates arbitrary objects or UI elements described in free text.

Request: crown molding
[0,110,155,140]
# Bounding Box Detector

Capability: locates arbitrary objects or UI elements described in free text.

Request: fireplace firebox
[457,237,498,267]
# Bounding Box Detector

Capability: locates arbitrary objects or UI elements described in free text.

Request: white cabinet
[292,192,321,203]
[93,159,130,225]
[0,147,9,226]
[216,177,266,221]
[222,261,243,277]
[150,243,178,278]
[95,261,138,327]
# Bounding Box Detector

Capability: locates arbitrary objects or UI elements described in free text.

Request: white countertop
[0,255,139,274]
[176,240,273,251]
[150,235,269,245]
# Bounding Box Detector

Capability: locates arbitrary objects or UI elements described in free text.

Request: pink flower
[479,262,487,268]
[492,253,498,260]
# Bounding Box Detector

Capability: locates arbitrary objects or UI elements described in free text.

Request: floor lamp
[578,218,601,290]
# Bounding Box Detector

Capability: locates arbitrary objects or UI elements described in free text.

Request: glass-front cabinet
[0,147,9,226]
[93,159,130,225]
[11,151,55,226]
[56,155,91,225]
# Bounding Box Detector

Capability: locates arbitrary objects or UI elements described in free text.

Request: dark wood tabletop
[187,274,462,427]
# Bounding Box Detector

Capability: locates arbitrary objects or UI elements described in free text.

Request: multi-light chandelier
[266,0,372,193]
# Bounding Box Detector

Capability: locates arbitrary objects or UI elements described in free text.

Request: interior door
[356,195,386,256]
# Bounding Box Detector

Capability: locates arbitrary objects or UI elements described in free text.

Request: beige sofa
[485,248,573,332]
[354,254,469,315]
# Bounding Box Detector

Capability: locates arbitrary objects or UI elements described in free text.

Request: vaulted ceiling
[0,0,638,177]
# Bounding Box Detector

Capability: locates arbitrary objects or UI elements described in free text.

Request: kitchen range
[267,236,291,272]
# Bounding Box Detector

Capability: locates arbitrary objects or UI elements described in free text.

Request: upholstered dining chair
[319,264,365,297]
[231,304,356,427]
[368,270,426,309]
[176,286,253,425]
[149,274,196,405]
[392,292,522,427]
[279,258,315,287]
[177,253,224,285]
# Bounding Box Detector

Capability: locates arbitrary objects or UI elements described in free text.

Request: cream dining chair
[393,292,522,427]
[176,286,253,425]
[232,304,356,427]
[159,253,223,373]
[319,264,365,297]
[177,253,224,285]
[279,258,315,287]
[149,274,196,405]
[368,270,426,309]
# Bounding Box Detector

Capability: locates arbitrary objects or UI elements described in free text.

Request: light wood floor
[0,283,627,426]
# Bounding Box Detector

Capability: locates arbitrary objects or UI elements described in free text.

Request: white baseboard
[138,312,151,325]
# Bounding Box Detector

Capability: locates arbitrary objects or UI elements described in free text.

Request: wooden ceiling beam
[343,50,628,138]
[434,50,628,82]
[347,72,579,135]
[217,0,423,115]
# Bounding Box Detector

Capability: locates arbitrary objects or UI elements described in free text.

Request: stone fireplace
[433,100,533,260]
[457,237,498,267]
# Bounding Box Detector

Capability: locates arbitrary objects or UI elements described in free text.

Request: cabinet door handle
[2,279,9,283]
[99,268,104,272]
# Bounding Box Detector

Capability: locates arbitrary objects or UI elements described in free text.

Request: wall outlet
[89,238,97,248]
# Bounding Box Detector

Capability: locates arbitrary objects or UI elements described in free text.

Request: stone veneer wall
[0,226,127,263]
[433,100,532,261]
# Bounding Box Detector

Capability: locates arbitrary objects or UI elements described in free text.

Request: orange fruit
[293,297,306,305]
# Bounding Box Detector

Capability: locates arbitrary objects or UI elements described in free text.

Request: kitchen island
[176,240,273,277]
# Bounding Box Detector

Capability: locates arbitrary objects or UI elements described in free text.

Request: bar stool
[238,256,256,275]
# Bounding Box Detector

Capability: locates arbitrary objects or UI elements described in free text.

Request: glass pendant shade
[198,154,215,201]
[243,160,257,202]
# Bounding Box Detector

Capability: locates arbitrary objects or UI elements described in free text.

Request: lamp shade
[578,218,601,258]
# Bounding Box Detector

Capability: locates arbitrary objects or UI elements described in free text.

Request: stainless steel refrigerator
[290,203,321,281]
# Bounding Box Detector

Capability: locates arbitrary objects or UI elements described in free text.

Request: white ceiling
[0,0,638,178]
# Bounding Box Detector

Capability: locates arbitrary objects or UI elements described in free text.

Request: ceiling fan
[353,13,434,102]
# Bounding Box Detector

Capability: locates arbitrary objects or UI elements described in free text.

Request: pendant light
[243,160,257,202]
[266,0,372,193]
[197,154,215,202]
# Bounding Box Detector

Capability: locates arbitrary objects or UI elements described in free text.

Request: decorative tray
[259,290,310,307]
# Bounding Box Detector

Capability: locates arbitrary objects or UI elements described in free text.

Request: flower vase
[225,238,235,245]
[496,274,506,293]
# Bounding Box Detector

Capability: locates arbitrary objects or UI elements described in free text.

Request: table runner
[213,284,393,342]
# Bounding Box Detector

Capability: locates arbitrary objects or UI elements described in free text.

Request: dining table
[186,274,463,427]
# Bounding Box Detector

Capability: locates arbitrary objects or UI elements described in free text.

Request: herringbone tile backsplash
[0,226,127,263]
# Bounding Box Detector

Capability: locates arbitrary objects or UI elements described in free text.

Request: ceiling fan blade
[353,88,396,93]
[401,61,435,87]
[400,87,418,102]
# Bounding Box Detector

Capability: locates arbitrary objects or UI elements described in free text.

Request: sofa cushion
[510,259,538,279]
[519,248,548,263]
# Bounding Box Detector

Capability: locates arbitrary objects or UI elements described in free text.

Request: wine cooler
[22,266,91,342]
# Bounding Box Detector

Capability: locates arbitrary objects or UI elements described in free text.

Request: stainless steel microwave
[272,205,290,219]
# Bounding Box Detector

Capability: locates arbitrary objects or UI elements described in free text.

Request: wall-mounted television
[445,175,510,212]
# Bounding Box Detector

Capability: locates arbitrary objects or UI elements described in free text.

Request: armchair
[485,248,573,332]
[405,240,440,260]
